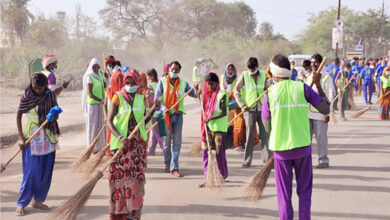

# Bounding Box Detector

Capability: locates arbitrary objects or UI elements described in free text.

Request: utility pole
[335,0,341,59]
[380,0,385,57]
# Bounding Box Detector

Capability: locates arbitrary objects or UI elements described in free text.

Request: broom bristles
[330,111,338,125]
[48,171,103,220]
[350,106,371,118]
[189,141,202,157]
[80,145,109,179]
[205,151,224,189]
[70,146,95,173]
[242,157,274,202]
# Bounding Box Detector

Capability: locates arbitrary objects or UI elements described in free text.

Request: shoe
[164,165,170,173]
[31,200,50,210]
[242,163,251,168]
[224,178,230,183]
[368,102,373,105]
[15,207,24,216]
[235,146,244,152]
[198,183,205,188]
[171,170,184,177]
[316,163,329,169]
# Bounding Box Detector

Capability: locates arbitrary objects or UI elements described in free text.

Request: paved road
[1,94,390,220]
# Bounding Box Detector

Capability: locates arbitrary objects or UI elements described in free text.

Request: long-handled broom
[49,82,201,219]
[330,73,357,124]
[1,106,63,174]
[70,124,107,172]
[199,97,224,189]
[79,144,110,179]
[350,90,390,118]
[189,90,267,157]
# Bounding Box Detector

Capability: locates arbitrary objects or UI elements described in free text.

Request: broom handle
[228,91,267,126]
[377,90,390,104]
[199,97,212,152]
[88,123,107,150]
[309,57,327,87]
[1,120,49,173]
[332,73,356,103]
[146,122,158,133]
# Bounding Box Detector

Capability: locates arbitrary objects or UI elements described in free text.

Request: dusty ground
[0,88,390,220]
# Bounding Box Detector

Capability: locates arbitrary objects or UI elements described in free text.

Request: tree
[258,21,273,40]
[27,16,68,49]
[0,0,34,46]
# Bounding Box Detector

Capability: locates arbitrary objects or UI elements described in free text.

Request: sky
[28,0,388,40]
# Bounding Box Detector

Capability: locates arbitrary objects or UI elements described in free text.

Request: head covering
[164,64,170,76]
[139,72,148,90]
[120,68,141,104]
[224,63,237,83]
[201,72,220,142]
[106,70,124,100]
[19,72,59,135]
[269,62,292,78]
[105,56,115,65]
[42,55,57,69]
[81,58,101,116]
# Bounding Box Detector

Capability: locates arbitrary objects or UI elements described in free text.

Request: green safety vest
[207,90,229,132]
[241,70,266,108]
[193,66,200,82]
[380,75,390,88]
[305,73,331,113]
[150,82,158,95]
[109,93,147,150]
[268,80,310,151]
[86,72,105,104]
[161,76,187,114]
[24,108,58,144]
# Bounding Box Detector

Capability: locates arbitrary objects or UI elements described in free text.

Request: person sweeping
[81,58,106,154]
[198,72,229,188]
[107,69,156,220]
[261,54,330,220]
[15,73,62,216]
[379,66,390,120]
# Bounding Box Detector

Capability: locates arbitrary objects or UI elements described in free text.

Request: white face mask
[386,71,390,76]
[125,85,138,93]
[250,69,258,76]
[51,67,57,74]
[108,66,113,73]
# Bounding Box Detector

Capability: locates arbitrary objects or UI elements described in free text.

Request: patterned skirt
[109,128,147,220]
[380,88,390,120]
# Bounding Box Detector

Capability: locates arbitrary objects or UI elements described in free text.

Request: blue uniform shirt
[360,67,373,81]
[376,65,385,80]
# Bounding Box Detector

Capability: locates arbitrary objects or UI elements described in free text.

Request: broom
[1,106,63,174]
[242,156,274,202]
[79,144,110,179]
[309,57,327,87]
[330,73,357,124]
[49,104,155,220]
[349,91,390,119]
[189,90,267,157]
[199,97,224,189]
[70,124,107,172]
[49,81,201,219]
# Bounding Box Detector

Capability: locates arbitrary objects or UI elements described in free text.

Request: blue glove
[46,106,63,122]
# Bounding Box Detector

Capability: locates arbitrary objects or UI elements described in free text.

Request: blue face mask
[125,85,138,93]
[170,72,179,78]
[51,68,57,74]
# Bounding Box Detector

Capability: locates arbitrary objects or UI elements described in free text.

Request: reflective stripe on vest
[207,90,228,132]
[161,77,187,114]
[241,70,266,108]
[87,72,105,104]
[110,93,147,151]
[268,80,310,151]
[24,108,58,144]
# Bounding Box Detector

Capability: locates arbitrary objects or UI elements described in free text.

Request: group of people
[13,50,389,220]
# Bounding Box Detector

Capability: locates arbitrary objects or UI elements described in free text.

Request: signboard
[355,45,364,52]
[332,27,343,49]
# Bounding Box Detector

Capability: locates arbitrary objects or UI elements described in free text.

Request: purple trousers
[274,154,312,220]
[202,133,228,179]
[148,118,163,154]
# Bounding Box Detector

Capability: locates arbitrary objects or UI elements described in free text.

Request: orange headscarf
[106,70,124,100]
[164,74,180,132]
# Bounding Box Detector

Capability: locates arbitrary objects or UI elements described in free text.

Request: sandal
[15,207,25,216]
[171,170,184,177]
[198,183,205,188]
[31,200,50,210]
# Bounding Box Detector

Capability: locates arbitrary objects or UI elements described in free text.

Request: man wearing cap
[41,55,69,96]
